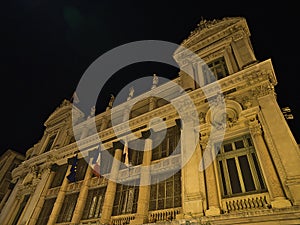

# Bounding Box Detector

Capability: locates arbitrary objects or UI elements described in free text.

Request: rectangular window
[149,171,181,211]
[216,135,267,197]
[44,135,56,152]
[152,125,181,161]
[128,139,144,166]
[36,198,56,225]
[50,164,68,188]
[75,157,88,181]
[202,57,229,85]
[57,192,79,222]
[112,180,139,216]
[11,194,30,225]
[82,187,107,219]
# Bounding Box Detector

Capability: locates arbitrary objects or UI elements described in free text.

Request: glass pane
[174,196,181,207]
[251,153,266,190]
[234,140,244,149]
[149,200,156,211]
[166,181,173,197]
[224,143,233,152]
[158,183,165,198]
[227,158,242,194]
[247,137,253,146]
[166,198,173,208]
[218,161,228,196]
[157,199,164,210]
[238,155,255,192]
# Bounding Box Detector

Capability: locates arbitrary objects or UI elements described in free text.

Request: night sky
[1,1,299,156]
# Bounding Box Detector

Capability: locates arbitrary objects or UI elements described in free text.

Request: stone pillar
[100,141,123,225]
[71,158,93,224]
[0,188,11,213]
[201,139,221,216]
[248,116,291,208]
[131,130,152,224]
[47,163,72,225]
[258,94,300,205]
[180,120,205,218]
[28,165,56,225]
[0,179,21,225]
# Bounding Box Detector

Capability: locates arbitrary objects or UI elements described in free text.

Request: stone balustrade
[221,192,270,213]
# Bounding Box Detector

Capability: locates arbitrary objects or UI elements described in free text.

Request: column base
[205,206,221,216]
[271,197,292,208]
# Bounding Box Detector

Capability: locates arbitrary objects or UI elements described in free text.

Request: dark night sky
[1,1,299,156]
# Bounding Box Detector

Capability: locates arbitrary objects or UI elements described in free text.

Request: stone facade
[0,149,25,214]
[0,17,299,225]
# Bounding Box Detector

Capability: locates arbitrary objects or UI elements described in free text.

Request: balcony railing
[148,207,182,223]
[221,192,270,213]
[111,213,135,225]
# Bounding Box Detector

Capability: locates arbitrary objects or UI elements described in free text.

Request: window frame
[216,135,267,198]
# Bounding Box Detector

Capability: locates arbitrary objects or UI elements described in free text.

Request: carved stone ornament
[251,83,275,98]
[206,98,242,130]
[172,98,198,123]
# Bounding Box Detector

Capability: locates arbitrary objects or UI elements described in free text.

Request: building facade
[0,149,25,214]
[0,17,300,225]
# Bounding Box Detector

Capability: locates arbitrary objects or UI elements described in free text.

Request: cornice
[175,17,249,59]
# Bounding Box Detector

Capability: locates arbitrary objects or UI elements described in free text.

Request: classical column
[100,141,123,224]
[201,139,221,216]
[71,158,93,224]
[180,119,206,218]
[47,163,72,225]
[131,130,152,224]
[248,116,291,208]
[27,164,56,225]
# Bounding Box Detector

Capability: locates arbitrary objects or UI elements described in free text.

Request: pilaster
[247,115,291,209]
[258,94,300,206]
[100,141,123,224]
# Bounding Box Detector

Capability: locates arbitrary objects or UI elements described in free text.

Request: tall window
[112,180,139,215]
[202,57,229,84]
[36,198,56,225]
[149,171,181,211]
[216,135,266,198]
[152,125,181,161]
[57,192,79,222]
[50,164,68,188]
[11,194,30,225]
[82,187,106,219]
[44,135,56,152]
[128,139,143,166]
[75,158,88,181]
